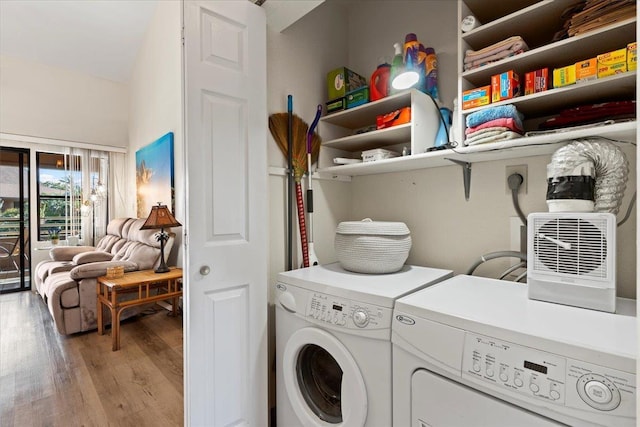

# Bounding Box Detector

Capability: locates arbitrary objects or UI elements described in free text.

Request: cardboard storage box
[627,42,637,72]
[462,85,491,110]
[553,65,576,87]
[326,97,346,114]
[575,58,597,82]
[491,70,520,102]
[597,47,627,78]
[597,62,627,78]
[524,68,549,95]
[346,87,369,109]
[327,67,367,100]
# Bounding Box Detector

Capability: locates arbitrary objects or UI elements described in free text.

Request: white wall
[346,1,459,109]
[0,55,128,147]
[127,0,183,266]
[267,0,353,288]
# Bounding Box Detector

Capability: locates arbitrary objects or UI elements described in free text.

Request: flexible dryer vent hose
[547,137,629,214]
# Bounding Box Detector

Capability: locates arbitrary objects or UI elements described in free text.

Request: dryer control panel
[461,332,636,418]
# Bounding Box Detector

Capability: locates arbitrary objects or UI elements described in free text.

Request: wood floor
[0,291,183,426]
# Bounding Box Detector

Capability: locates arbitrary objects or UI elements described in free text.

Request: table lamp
[141,202,182,273]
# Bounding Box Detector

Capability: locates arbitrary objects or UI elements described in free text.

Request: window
[36,150,109,244]
[37,153,82,241]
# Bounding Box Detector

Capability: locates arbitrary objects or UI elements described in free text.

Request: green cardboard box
[327,67,367,100]
[326,97,347,114]
[346,87,369,109]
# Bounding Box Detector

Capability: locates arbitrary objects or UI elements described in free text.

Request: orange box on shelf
[462,85,491,110]
[524,68,548,95]
[491,70,520,102]
[376,107,411,130]
[575,58,597,82]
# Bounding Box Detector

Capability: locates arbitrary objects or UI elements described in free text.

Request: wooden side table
[97,267,183,351]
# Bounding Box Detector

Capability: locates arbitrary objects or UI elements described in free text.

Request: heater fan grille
[532,217,608,278]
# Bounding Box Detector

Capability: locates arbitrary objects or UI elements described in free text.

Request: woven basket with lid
[334,218,412,274]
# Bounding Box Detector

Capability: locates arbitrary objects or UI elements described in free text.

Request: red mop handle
[295,182,309,268]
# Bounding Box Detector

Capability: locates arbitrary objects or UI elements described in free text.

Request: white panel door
[183,1,267,425]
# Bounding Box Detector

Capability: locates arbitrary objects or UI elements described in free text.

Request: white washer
[275,262,452,427]
[392,275,636,427]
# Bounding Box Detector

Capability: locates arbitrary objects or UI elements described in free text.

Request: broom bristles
[269,112,323,180]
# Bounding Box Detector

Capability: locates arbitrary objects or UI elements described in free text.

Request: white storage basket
[334,218,411,274]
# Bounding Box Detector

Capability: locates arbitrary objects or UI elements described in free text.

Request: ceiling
[0,0,159,84]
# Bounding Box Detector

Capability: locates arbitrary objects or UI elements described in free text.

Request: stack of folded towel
[464,105,524,146]
[464,36,529,71]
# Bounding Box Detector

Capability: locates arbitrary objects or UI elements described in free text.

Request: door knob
[199,265,211,275]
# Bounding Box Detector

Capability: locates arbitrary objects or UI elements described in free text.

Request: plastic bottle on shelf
[369,60,391,101]
[403,33,420,73]
[434,108,452,148]
[389,42,404,95]
[417,44,428,93]
[424,47,439,101]
[450,98,462,147]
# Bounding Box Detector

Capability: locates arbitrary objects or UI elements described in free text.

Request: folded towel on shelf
[466,131,523,146]
[465,117,523,135]
[464,49,526,71]
[466,104,524,129]
[464,128,506,145]
[464,36,529,64]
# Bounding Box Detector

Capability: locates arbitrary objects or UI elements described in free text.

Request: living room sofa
[34,217,176,335]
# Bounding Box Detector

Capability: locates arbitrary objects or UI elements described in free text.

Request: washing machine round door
[283,327,367,426]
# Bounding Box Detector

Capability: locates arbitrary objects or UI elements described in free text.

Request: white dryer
[392,275,636,427]
[275,262,452,427]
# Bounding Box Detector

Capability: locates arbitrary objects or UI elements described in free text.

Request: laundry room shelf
[316,121,635,177]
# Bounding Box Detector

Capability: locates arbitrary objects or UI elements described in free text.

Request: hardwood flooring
[0,291,183,426]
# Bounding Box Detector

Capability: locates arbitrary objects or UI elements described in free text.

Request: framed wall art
[135,132,175,218]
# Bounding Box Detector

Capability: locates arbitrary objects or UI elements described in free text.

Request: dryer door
[283,327,367,426]
[412,369,564,426]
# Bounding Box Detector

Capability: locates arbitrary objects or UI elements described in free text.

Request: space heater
[527,212,616,313]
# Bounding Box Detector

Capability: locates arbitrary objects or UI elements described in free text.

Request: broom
[269,110,321,268]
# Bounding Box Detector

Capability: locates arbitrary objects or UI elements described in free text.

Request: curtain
[62,148,110,245]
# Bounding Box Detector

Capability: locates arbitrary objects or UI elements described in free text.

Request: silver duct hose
[547,137,629,214]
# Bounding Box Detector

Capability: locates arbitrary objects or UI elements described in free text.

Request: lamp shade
[141,203,182,230]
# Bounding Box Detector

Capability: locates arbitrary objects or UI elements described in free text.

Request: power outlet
[505,164,528,194]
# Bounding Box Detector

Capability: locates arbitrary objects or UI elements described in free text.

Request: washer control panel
[305,291,386,330]
[461,332,636,419]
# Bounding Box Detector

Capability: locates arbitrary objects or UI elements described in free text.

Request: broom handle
[286,95,293,271]
[296,182,309,268]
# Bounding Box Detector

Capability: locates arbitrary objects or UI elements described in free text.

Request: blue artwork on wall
[135,132,175,218]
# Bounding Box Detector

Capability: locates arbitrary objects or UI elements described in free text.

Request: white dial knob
[529,381,540,393]
[353,309,369,327]
[577,373,621,411]
[585,380,613,404]
[549,389,561,400]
